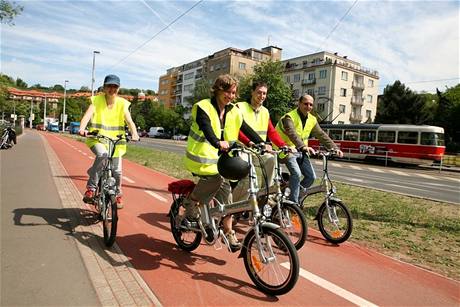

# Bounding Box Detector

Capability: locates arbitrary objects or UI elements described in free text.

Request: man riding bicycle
[79,74,139,209]
[276,94,343,203]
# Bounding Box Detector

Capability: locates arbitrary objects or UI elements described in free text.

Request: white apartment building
[282,51,379,124]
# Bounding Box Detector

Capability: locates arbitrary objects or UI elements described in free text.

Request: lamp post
[62,80,69,132]
[91,50,101,96]
[43,94,47,129]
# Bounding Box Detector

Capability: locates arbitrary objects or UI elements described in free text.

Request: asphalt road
[136,137,460,204]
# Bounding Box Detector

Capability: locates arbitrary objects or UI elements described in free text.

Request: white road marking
[443,176,460,183]
[331,163,343,168]
[349,165,363,170]
[282,264,378,307]
[348,178,364,183]
[82,152,87,156]
[415,173,437,180]
[145,190,167,202]
[368,167,384,173]
[389,170,409,176]
[89,157,94,160]
[123,176,135,183]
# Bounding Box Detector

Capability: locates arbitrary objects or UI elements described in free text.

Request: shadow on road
[117,233,278,302]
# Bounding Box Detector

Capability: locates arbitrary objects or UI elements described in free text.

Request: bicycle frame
[194,146,280,262]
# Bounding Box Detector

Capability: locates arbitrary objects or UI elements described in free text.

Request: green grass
[73,138,460,280]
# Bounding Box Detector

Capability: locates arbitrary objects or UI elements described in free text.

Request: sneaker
[116,196,123,209]
[83,189,95,204]
[225,230,242,253]
[298,187,308,201]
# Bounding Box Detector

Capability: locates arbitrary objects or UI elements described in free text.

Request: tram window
[360,130,376,142]
[344,130,359,141]
[378,131,396,143]
[329,129,343,140]
[421,132,445,146]
[398,131,418,144]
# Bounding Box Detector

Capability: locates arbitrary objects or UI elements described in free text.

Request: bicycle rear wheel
[271,202,308,250]
[317,200,352,244]
[102,192,118,247]
[169,197,202,251]
[242,226,299,296]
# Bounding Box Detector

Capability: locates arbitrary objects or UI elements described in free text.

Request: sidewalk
[1,130,161,306]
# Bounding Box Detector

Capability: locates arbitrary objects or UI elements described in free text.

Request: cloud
[1,0,458,93]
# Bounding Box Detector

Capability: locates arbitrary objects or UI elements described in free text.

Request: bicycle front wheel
[271,202,308,250]
[102,193,118,247]
[243,226,299,296]
[317,200,352,244]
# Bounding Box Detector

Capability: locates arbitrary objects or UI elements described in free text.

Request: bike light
[262,204,272,218]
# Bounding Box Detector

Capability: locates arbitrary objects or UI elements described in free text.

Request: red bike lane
[44,133,459,306]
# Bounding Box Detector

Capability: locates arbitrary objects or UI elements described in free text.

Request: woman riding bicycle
[79,74,139,209]
[183,74,263,252]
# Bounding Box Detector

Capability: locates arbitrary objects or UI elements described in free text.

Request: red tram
[309,124,445,165]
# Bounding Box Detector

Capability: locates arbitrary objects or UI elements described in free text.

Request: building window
[308,72,315,80]
[285,76,291,83]
[239,62,246,70]
[319,70,327,79]
[340,88,347,97]
[318,86,326,95]
[306,89,314,96]
[209,65,214,72]
[367,95,373,103]
[184,72,194,80]
[366,110,372,119]
[161,79,169,85]
[341,71,348,81]
[294,74,301,82]
[339,104,346,113]
[293,89,300,99]
[368,79,374,87]
[184,84,193,91]
[317,103,325,112]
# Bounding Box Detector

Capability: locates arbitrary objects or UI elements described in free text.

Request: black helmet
[217,151,250,181]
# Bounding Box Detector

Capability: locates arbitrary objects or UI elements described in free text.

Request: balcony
[350,96,364,106]
[302,78,316,86]
[349,113,362,122]
[352,81,365,89]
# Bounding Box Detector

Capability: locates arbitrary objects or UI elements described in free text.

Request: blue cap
[103,74,120,87]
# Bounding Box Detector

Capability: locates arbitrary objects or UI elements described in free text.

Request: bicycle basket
[167,180,196,195]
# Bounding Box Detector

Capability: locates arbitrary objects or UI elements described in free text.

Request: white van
[148,127,165,138]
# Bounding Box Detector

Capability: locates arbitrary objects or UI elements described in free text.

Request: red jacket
[239,119,286,147]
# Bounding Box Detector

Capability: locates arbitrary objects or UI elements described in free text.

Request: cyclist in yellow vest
[79,74,139,209]
[184,74,263,252]
[233,81,287,202]
[276,94,343,203]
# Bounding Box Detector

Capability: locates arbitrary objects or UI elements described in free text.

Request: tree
[238,60,292,122]
[0,0,23,26]
[374,80,432,124]
[435,84,460,152]
[79,86,90,92]
[15,78,27,88]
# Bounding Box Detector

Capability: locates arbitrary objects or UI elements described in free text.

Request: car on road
[172,134,187,140]
[147,127,165,138]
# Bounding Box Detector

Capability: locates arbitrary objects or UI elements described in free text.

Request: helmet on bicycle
[217,151,250,181]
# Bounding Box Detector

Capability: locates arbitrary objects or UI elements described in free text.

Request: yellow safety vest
[236,101,269,141]
[184,99,243,176]
[86,94,129,157]
[275,108,317,148]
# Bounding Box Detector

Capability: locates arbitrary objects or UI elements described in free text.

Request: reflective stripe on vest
[184,99,242,176]
[275,108,317,148]
[236,101,269,141]
[86,94,129,157]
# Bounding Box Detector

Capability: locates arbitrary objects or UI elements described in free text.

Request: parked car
[47,122,59,132]
[172,134,188,141]
[69,122,80,134]
[36,124,45,131]
[147,127,165,138]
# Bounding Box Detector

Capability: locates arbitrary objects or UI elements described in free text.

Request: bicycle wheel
[242,226,299,296]
[317,199,352,244]
[102,192,118,247]
[271,202,308,250]
[169,197,202,252]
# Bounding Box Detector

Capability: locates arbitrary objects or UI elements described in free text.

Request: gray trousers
[86,143,122,194]
[191,173,231,206]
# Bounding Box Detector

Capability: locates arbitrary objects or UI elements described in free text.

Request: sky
[1,0,459,94]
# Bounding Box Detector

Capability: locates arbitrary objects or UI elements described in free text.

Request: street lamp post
[62,80,69,132]
[43,94,47,129]
[91,50,101,96]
